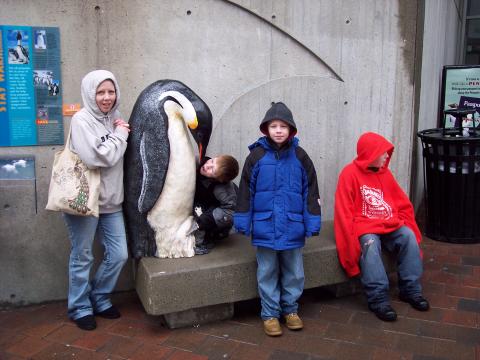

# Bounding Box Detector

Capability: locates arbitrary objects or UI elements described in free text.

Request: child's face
[200,157,217,178]
[369,152,389,168]
[267,120,290,145]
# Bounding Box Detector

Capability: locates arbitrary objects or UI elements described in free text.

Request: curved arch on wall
[220,0,344,83]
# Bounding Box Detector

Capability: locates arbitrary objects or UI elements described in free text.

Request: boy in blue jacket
[234,102,322,336]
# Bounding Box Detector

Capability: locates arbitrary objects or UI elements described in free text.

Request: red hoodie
[334,132,422,277]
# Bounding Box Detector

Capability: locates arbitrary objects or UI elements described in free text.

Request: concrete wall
[1,0,421,306]
[412,0,464,208]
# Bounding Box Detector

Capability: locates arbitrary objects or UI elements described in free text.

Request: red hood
[354,132,394,172]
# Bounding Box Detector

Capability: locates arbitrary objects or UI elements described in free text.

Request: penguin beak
[190,124,210,162]
[188,116,198,130]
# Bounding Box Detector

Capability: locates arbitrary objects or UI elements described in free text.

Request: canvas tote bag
[46,126,100,217]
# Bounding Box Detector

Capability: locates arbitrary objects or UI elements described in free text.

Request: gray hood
[81,70,121,118]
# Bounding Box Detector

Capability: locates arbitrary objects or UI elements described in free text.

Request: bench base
[163,303,234,329]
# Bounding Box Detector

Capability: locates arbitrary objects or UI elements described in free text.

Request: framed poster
[0,25,63,146]
[439,65,480,128]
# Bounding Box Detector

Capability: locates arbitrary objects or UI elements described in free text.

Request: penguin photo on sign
[124,80,212,259]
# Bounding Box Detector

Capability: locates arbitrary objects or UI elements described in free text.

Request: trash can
[417,128,480,243]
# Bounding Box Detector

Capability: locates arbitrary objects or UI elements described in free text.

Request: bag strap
[64,124,73,151]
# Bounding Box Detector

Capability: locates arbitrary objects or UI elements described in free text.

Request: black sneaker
[74,315,97,330]
[399,294,430,311]
[369,304,397,322]
[95,305,121,319]
[194,242,215,255]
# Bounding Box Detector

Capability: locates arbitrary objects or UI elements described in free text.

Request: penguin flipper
[137,130,170,214]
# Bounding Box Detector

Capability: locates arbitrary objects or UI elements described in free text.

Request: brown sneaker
[263,318,282,336]
[284,313,303,330]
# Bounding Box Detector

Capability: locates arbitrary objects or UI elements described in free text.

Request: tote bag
[45,127,100,217]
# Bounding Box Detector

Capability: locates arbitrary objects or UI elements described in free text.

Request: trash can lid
[444,108,476,116]
[417,128,480,142]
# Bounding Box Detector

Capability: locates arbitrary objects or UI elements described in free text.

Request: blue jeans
[63,211,128,320]
[256,247,304,320]
[359,226,423,308]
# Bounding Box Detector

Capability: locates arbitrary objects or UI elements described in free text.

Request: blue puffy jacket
[234,137,322,250]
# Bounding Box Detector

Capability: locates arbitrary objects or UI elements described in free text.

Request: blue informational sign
[0,25,63,146]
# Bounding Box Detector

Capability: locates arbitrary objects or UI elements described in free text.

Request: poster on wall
[0,25,63,147]
[439,65,480,128]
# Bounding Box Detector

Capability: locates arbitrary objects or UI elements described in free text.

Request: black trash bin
[417,128,480,243]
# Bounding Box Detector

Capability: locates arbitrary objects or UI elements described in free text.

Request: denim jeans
[359,226,423,309]
[256,247,304,320]
[63,211,128,320]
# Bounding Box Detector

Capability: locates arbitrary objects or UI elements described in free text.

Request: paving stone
[230,342,272,360]
[97,334,143,358]
[168,350,209,360]
[403,307,444,322]
[22,321,62,338]
[161,328,208,352]
[314,304,354,323]
[431,254,462,265]
[454,325,480,345]
[428,270,462,285]
[268,349,323,360]
[261,330,301,353]
[462,275,480,288]
[28,342,100,360]
[457,298,480,313]
[350,311,385,330]
[417,321,457,341]
[0,330,26,349]
[324,322,362,342]
[356,326,399,349]
[372,348,413,360]
[292,336,337,358]
[444,284,478,299]
[462,256,480,266]
[5,335,51,358]
[129,343,174,360]
[439,264,473,275]
[0,349,24,360]
[422,282,446,294]
[442,309,478,328]
[433,338,476,360]
[195,335,239,359]
[424,294,458,310]
[380,316,422,336]
[72,331,111,351]
[394,334,436,356]
[333,342,377,360]
[44,323,86,345]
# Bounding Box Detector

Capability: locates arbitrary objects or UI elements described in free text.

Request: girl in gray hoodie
[63,70,130,331]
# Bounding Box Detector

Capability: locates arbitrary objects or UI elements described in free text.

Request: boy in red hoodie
[334,132,429,321]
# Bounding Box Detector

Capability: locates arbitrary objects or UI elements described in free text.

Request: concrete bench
[135,221,394,328]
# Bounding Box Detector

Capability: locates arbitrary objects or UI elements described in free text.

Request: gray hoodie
[70,70,129,214]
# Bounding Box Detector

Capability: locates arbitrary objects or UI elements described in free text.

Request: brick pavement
[1,236,479,359]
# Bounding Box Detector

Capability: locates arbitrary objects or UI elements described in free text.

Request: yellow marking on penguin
[188,116,198,129]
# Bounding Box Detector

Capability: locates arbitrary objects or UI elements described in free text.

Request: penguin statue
[124,80,212,259]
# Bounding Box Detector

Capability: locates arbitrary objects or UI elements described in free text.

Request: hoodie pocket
[252,211,273,240]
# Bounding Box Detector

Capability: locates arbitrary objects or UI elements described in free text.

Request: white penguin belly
[147,113,196,258]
